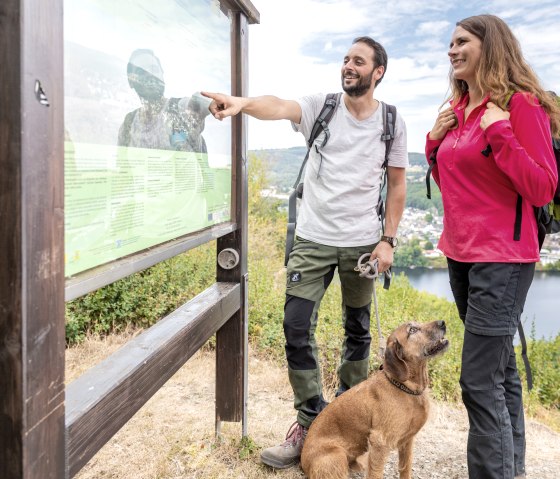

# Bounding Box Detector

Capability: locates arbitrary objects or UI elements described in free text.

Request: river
[393,267,560,340]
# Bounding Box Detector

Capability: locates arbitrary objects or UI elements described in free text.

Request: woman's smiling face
[448,26,483,84]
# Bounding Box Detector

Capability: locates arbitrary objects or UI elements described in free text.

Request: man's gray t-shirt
[291,93,408,247]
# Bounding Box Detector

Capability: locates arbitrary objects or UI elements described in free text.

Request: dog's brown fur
[301,320,449,479]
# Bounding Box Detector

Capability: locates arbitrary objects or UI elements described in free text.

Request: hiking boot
[260,421,308,469]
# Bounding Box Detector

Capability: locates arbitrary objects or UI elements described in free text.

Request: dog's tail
[302,447,348,479]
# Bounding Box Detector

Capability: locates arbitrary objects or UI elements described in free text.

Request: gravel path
[67,337,560,478]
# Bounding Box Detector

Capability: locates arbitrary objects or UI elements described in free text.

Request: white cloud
[416,21,452,37]
[246,1,560,153]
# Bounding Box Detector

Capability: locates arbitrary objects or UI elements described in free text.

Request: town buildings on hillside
[400,207,560,265]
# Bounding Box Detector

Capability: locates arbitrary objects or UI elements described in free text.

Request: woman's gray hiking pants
[448,259,535,479]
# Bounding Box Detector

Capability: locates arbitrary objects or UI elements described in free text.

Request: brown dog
[301,320,449,479]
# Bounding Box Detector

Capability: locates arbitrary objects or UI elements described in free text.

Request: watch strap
[380,235,397,247]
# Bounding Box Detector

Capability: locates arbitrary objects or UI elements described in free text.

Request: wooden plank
[215,11,249,431]
[0,2,24,476]
[22,1,67,472]
[66,282,240,477]
[65,221,236,301]
[0,0,66,478]
[221,0,260,24]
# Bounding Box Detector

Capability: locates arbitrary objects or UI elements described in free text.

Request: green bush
[65,243,215,344]
[394,237,428,268]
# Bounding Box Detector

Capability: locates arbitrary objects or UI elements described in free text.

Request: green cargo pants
[284,236,377,428]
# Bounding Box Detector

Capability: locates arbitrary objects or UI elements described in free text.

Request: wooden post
[0,0,66,477]
[215,10,249,435]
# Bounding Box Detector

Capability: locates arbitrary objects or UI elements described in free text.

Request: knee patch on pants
[284,295,316,370]
[343,304,371,361]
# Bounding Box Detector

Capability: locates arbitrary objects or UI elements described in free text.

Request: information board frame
[0,0,259,477]
[64,0,242,296]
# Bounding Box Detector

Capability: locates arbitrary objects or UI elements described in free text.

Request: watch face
[382,235,397,247]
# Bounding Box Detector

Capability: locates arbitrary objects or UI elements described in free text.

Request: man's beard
[136,83,165,103]
[341,71,373,97]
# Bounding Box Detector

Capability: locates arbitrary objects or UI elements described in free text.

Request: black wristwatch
[380,235,398,248]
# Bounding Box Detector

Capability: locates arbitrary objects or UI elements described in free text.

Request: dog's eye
[408,326,418,335]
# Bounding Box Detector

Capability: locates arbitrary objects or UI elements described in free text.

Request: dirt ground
[66,334,560,479]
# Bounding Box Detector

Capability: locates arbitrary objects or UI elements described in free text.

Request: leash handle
[355,253,385,359]
[355,253,391,283]
[355,253,379,279]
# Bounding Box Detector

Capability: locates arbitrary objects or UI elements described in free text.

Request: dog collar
[383,371,423,396]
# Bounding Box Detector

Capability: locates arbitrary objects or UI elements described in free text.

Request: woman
[425,14,559,479]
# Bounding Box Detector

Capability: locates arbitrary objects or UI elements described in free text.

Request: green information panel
[64,0,232,277]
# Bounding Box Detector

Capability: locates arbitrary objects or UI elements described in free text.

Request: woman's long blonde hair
[448,14,560,137]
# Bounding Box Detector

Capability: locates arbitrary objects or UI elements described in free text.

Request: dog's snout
[437,320,446,332]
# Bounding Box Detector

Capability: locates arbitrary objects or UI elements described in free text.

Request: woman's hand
[429,107,458,140]
[480,102,510,130]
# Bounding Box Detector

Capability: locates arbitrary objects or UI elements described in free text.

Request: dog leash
[355,253,388,359]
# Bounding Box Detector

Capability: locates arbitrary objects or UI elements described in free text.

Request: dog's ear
[383,339,409,383]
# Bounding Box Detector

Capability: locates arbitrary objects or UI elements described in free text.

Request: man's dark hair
[352,36,387,86]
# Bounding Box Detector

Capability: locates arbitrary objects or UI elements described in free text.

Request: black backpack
[425,91,560,390]
[285,93,397,288]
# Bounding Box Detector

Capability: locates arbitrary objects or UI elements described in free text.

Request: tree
[248,153,282,220]
[394,238,428,268]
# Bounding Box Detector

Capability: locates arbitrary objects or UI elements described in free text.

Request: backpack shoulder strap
[500,91,515,110]
[286,93,341,264]
[518,323,533,390]
[118,108,139,147]
[378,102,397,196]
[307,92,342,148]
[378,102,397,291]
[292,92,342,188]
[426,147,439,199]
[381,101,397,168]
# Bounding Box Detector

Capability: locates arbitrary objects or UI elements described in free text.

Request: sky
[245,0,560,153]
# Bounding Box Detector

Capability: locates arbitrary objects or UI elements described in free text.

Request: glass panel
[64,0,232,277]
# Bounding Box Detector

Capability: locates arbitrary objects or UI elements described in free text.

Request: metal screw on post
[217,248,240,270]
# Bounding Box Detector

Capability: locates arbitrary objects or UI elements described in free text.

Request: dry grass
[66,333,560,479]
[66,334,307,479]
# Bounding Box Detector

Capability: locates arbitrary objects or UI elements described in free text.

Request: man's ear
[383,339,408,383]
[373,65,385,82]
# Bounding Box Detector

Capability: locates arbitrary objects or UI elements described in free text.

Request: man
[118,48,210,153]
[203,36,408,469]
